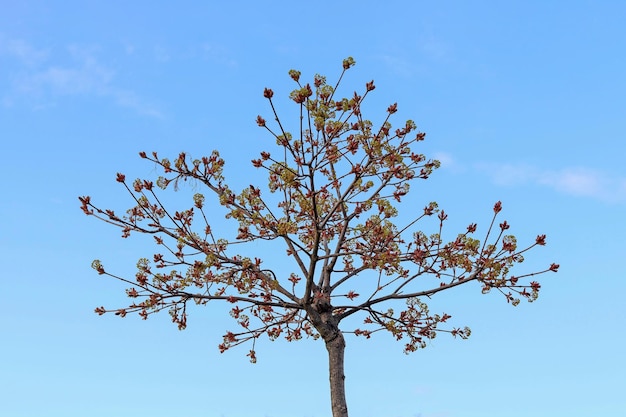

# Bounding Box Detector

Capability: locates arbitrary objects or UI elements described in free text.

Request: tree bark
[325,330,348,417]
[307,298,349,417]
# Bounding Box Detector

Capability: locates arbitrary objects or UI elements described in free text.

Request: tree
[80,57,558,417]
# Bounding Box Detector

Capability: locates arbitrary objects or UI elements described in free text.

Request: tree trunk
[325,331,349,417]
[307,298,349,417]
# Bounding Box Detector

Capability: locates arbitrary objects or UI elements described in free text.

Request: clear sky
[1,1,625,416]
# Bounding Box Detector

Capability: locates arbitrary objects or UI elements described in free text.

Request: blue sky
[1,1,625,416]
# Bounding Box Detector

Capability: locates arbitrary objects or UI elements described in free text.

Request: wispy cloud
[1,37,162,117]
[375,31,453,78]
[200,42,237,67]
[0,35,49,66]
[14,45,114,95]
[417,34,449,61]
[108,88,162,118]
[477,163,626,203]
[153,45,171,62]
[375,54,414,77]
[432,151,460,171]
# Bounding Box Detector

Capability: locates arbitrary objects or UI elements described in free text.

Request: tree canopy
[80,57,558,417]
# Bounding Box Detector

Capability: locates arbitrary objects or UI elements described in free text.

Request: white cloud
[123,42,135,56]
[539,167,601,196]
[108,88,162,118]
[417,34,449,61]
[478,163,626,203]
[153,45,171,62]
[375,54,414,77]
[0,35,49,66]
[432,151,456,169]
[482,163,536,186]
[2,38,162,117]
[200,42,237,67]
[15,56,114,96]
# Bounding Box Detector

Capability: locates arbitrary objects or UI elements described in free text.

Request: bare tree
[80,57,558,417]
